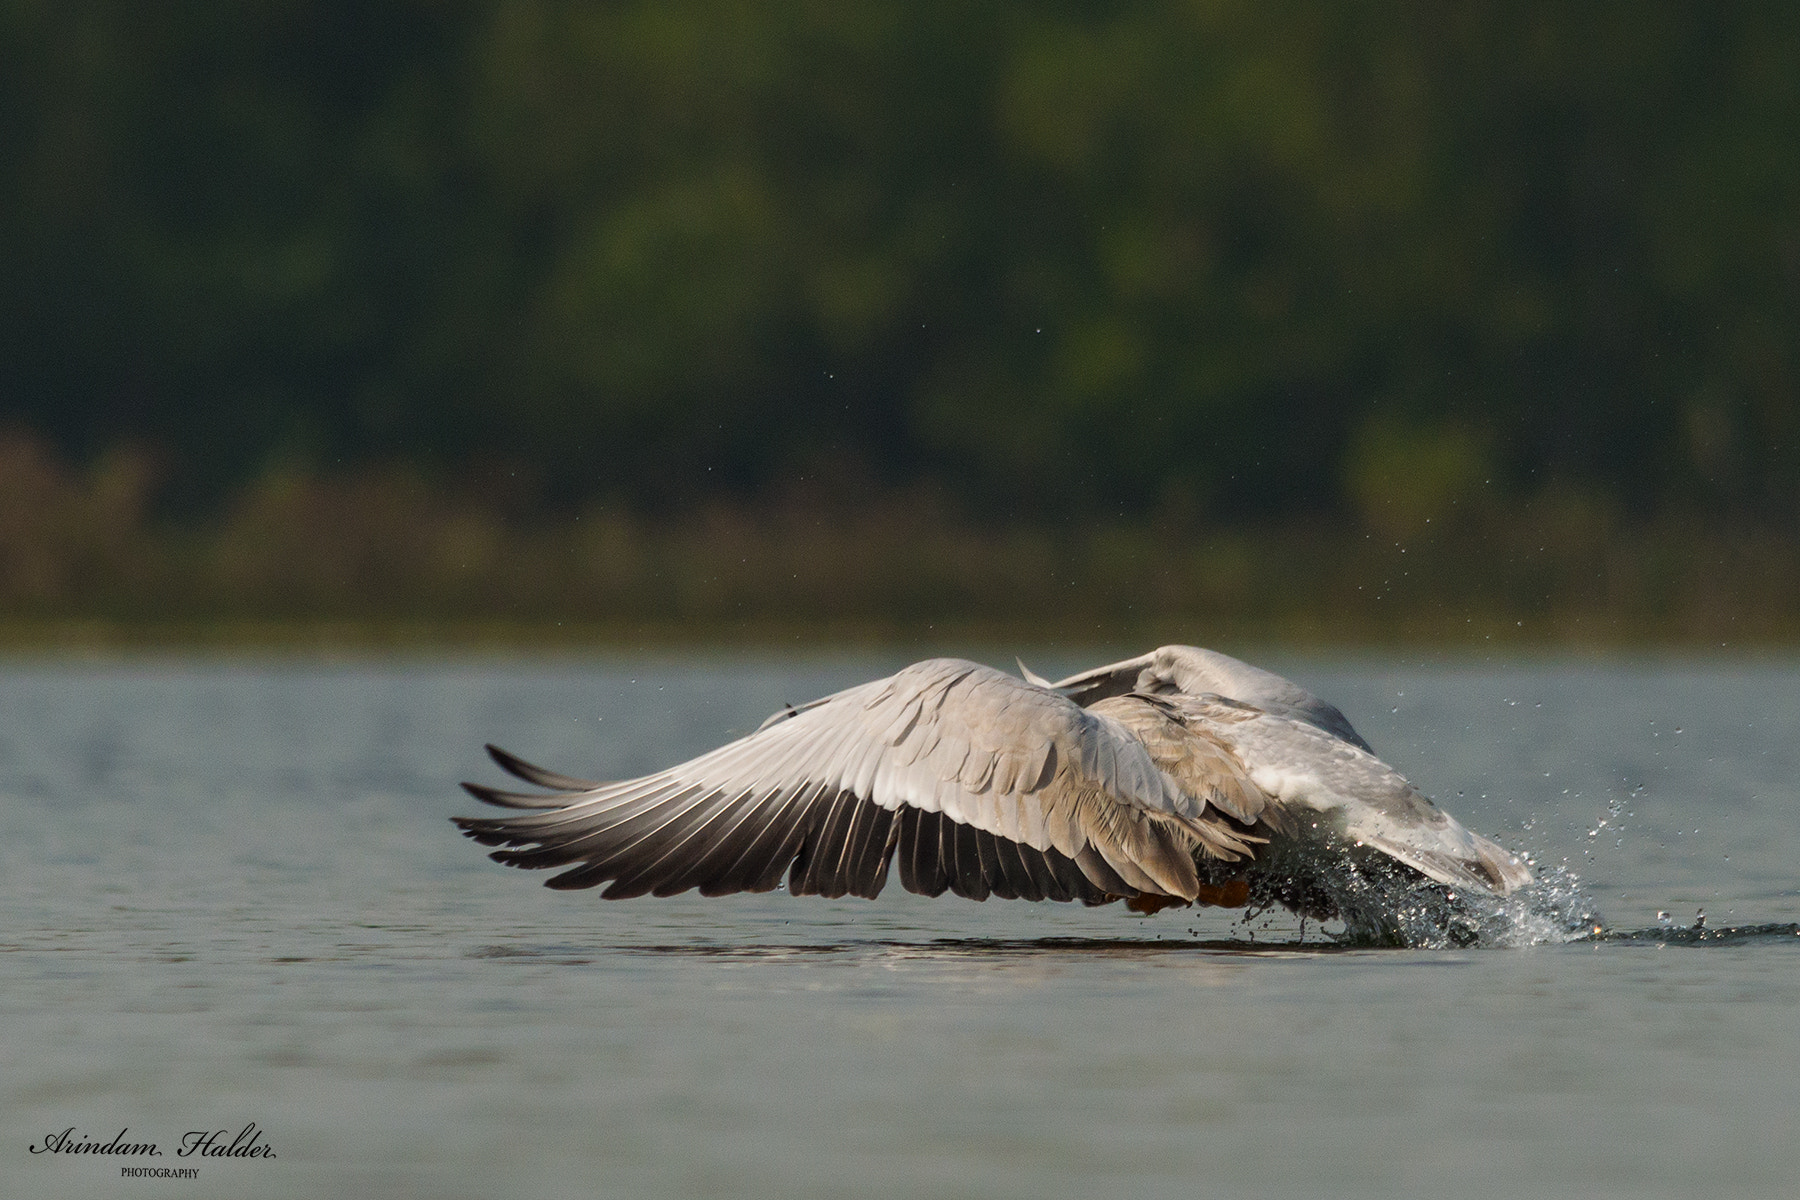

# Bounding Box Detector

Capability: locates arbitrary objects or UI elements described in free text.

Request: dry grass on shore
[0,432,1793,651]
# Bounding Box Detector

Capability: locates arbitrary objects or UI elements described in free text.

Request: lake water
[4,653,1797,1199]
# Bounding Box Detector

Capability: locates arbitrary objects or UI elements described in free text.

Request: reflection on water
[3,657,1799,1200]
[464,921,1800,967]
[1587,921,1800,946]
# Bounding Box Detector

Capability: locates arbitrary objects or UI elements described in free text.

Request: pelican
[454,647,1530,927]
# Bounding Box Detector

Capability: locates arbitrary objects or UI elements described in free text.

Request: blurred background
[2,1,1796,648]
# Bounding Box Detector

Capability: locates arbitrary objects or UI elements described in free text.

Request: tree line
[3,1,1796,531]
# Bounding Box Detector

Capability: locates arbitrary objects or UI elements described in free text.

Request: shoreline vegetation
[1,434,1792,653]
[8,5,1798,659]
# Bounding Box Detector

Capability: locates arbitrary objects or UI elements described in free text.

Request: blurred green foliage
[2,1,1797,526]
[2,427,1794,643]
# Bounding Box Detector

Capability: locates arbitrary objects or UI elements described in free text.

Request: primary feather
[454,648,1530,918]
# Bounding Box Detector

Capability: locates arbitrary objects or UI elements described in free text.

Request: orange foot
[1194,880,1251,908]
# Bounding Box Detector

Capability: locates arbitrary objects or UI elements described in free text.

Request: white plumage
[455,647,1529,917]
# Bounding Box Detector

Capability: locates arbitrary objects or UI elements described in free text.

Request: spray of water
[1182,779,1796,949]
[1211,838,1600,949]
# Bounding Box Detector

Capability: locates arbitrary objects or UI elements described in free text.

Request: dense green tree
[1,1,1795,523]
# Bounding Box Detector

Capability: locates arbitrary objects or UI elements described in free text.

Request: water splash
[1222,841,1599,949]
[1344,861,1597,949]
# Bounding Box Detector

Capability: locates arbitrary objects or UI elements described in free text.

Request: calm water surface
[3,653,1797,1199]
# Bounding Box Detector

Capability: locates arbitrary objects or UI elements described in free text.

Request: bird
[453,646,1530,928]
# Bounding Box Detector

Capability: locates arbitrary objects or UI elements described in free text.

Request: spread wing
[1044,645,1374,751]
[1172,695,1531,896]
[453,659,1268,905]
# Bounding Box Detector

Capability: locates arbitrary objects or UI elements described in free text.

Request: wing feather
[454,659,1273,905]
[1179,696,1531,897]
[788,788,860,897]
[949,820,991,901]
[486,743,605,792]
[652,781,813,897]
[914,808,955,897]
